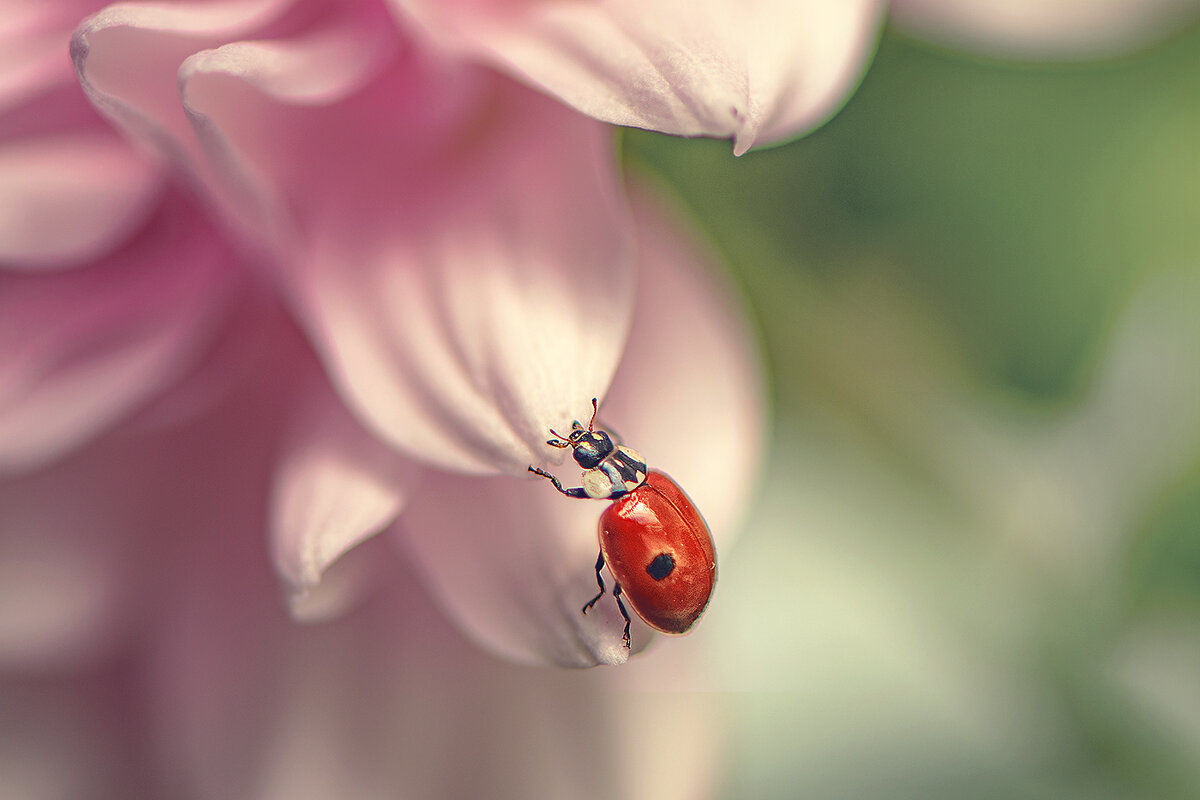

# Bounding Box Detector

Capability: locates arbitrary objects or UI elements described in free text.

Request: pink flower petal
[0,404,202,670]
[145,535,723,798]
[270,368,421,621]
[70,0,295,171]
[0,464,128,669]
[0,680,134,798]
[399,472,634,666]
[0,132,163,269]
[0,0,83,114]
[890,0,1200,58]
[397,185,766,667]
[0,190,240,473]
[394,0,885,154]
[72,4,637,473]
[2,2,168,270]
[0,277,336,792]
[175,6,401,248]
[177,28,636,473]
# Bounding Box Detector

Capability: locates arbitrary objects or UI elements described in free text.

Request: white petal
[88,3,636,475]
[176,32,637,473]
[270,370,421,621]
[395,0,885,153]
[396,185,766,667]
[180,19,393,106]
[398,473,634,667]
[891,0,1200,59]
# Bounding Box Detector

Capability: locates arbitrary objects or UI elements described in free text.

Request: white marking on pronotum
[582,470,611,499]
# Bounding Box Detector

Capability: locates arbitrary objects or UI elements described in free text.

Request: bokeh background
[627,21,1200,800]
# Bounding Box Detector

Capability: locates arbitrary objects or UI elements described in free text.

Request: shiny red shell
[598,470,716,635]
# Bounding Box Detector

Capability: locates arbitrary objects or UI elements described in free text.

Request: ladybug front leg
[528,466,590,498]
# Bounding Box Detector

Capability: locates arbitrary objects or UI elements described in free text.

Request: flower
[59,0,772,664]
[890,0,1200,59]
[0,0,805,792]
[1,308,734,796]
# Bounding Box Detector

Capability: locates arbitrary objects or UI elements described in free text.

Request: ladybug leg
[528,466,589,499]
[581,550,606,614]
[612,583,632,649]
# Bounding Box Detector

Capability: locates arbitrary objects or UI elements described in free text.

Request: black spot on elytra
[646,552,675,581]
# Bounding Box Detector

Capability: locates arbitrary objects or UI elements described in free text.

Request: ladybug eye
[646,552,675,581]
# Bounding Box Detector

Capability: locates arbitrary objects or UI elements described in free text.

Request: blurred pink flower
[0,0,805,793]
[58,0,769,666]
[1,308,731,797]
[0,0,233,471]
[890,0,1200,59]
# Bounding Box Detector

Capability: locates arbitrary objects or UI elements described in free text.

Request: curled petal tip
[270,376,419,617]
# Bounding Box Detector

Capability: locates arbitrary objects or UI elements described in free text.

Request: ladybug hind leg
[612,583,632,649]
[582,550,606,613]
[580,548,632,649]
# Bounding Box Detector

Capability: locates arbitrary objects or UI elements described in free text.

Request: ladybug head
[545,398,613,468]
[566,429,613,469]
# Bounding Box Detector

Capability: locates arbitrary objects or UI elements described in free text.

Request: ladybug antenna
[546,399,598,446]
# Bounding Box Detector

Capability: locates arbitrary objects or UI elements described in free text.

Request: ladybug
[529,399,716,649]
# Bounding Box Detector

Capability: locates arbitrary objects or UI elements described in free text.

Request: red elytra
[598,470,717,635]
[527,399,718,647]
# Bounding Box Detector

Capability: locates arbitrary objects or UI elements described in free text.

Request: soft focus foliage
[891,0,1200,58]
[629,20,1200,799]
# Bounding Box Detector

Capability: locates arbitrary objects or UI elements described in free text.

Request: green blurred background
[626,21,1200,800]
